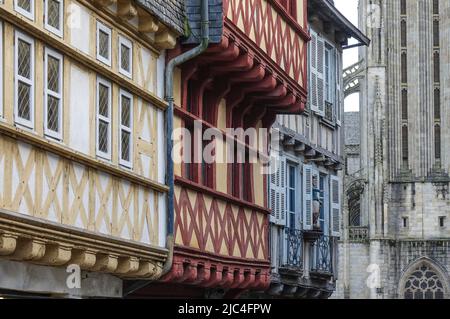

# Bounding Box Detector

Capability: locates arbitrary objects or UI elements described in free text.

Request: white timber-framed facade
[0,0,183,298]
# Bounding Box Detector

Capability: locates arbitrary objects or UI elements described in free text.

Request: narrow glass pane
[47,0,61,30]
[121,44,130,72]
[99,30,109,60]
[18,0,31,12]
[47,95,59,132]
[47,55,60,93]
[98,120,109,153]
[121,131,130,162]
[98,84,109,117]
[18,82,31,120]
[121,95,131,127]
[18,39,31,79]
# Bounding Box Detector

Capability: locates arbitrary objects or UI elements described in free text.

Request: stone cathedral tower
[335,0,450,299]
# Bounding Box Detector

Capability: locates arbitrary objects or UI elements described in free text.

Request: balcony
[311,235,335,275]
[349,226,369,242]
[268,228,337,298]
[279,228,304,273]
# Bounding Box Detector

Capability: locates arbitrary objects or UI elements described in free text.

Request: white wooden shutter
[330,175,341,237]
[309,30,319,113]
[335,49,342,126]
[303,164,313,230]
[269,158,278,224]
[270,156,287,226]
[316,36,325,116]
[279,157,287,226]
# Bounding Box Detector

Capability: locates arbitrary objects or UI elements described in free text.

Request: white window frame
[96,21,112,66]
[14,30,35,129]
[118,35,133,79]
[44,0,64,38]
[119,89,133,168]
[96,77,112,160]
[14,0,35,21]
[44,47,63,140]
[0,21,3,119]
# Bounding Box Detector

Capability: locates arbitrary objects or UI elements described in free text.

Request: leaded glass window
[119,36,132,78]
[15,0,34,20]
[404,264,446,299]
[96,22,111,66]
[44,48,63,139]
[96,78,111,159]
[45,0,63,37]
[119,90,133,168]
[15,31,35,128]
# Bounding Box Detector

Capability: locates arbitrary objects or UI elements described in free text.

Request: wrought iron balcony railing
[349,226,369,242]
[281,228,303,270]
[311,235,335,275]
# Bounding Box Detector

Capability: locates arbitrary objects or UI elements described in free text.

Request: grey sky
[334,0,360,112]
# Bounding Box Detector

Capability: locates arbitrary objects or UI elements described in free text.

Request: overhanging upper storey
[172,0,310,129]
[224,0,309,97]
[308,0,370,48]
[90,0,184,49]
[308,0,370,49]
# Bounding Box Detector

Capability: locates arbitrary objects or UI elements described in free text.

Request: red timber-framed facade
[135,0,309,298]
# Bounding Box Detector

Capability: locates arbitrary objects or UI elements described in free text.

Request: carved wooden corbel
[40,244,73,266]
[117,0,138,20]
[70,249,98,269]
[12,238,46,261]
[92,254,119,272]
[0,233,18,256]
[116,256,140,274]
[138,9,160,33]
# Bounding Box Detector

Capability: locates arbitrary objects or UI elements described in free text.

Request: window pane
[18,82,31,120]
[47,95,59,132]
[289,166,295,188]
[289,189,295,212]
[121,44,130,72]
[98,84,109,117]
[47,55,60,93]
[98,120,109,153]
[47,0,60,30]
[18,39,31,79]
[18,0,31,12]
[99,30,109,60]
[121,95,131,127]
[121,131,131,162]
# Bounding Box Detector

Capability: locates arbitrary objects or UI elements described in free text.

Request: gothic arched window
[403,264,446,299]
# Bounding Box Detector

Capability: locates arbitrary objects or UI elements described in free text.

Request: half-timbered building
[132,0,309,298]
[0,0,183,298]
